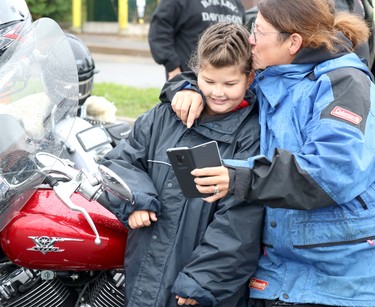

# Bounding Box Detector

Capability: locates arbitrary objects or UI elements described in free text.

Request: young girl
[100,22,263,306]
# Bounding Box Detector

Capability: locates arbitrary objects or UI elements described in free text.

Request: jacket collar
[252,33,371,109]
[192,89,257,143]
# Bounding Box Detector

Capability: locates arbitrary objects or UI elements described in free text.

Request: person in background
[334,0,375,69]
[157,0,375,306]
[100,22,263,306]
[148,0,245,80]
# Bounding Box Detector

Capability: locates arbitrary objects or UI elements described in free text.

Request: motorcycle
[53,33,132,174]
[0,17,128,307]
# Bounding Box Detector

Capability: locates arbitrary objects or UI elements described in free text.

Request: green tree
[129,0,158,23]
[26,0,72,23]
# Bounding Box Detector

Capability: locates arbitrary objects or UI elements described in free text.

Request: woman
[158,0,375,306]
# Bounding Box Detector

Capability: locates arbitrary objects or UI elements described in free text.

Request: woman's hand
[171,90,204,128]
[128,210,157,229]
[192,166,230,203]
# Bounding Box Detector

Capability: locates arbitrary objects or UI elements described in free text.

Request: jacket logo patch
[249,278,269,291]
[330,106,362,125]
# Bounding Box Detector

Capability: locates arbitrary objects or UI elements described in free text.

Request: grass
[92,82,161,119]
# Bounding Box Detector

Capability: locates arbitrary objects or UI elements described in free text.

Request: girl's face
[197,63,252,116]
[250,12,295,70]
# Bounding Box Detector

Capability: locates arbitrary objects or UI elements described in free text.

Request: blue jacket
[224,49,375,306]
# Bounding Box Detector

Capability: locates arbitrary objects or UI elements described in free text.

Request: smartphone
[166,141,222,198]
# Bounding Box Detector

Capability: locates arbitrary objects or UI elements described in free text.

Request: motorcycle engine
[84,270,125,307]
[0,263,125,307]
[0,265,77,306]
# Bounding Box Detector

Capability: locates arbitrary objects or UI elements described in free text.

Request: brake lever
[53,170,102,245]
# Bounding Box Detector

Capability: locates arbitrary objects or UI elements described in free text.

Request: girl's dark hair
[189,22,252,76]
[258,0,369,52]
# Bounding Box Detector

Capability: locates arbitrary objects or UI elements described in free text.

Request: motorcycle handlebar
[34,153,133,245]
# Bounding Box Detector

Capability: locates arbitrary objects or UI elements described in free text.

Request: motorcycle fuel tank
[0,189,128,270]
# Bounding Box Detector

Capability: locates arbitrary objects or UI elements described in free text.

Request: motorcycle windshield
[0,18,78,230]
[0,0,29,26]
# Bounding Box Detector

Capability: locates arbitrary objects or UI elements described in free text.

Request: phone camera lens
[177,155,184,163]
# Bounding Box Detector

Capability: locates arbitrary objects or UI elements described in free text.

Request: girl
[101,22,263,306]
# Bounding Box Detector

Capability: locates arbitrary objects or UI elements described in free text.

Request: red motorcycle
[0,18,128,307]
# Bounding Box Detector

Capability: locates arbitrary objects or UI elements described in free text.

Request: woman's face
[250,12,295,70]
[197,63,252,116]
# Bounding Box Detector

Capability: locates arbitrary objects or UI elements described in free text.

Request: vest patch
[249,277,269,290]
[330,106,362,125]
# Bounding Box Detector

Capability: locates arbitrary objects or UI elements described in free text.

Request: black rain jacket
[101,92,263,307]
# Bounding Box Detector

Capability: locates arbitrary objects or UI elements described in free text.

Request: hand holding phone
[167,141,222,198]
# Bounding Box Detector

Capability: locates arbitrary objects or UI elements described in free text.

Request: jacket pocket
[291,206,375,248]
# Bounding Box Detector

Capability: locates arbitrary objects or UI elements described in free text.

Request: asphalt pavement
[72,31,166,123]
[75,33,152,58]
[73,32,166,89]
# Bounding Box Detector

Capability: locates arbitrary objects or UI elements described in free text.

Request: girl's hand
[192,166,230,203]
[171,90,204,128]
[128,210,157,229]
[176,295,199,305]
